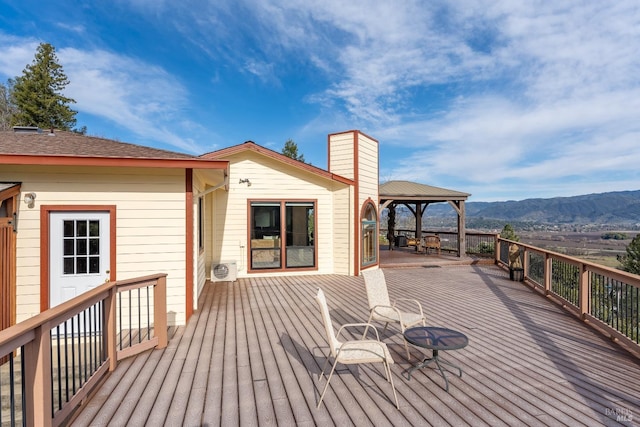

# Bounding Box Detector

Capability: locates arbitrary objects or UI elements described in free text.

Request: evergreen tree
[10,43,77,130]
[618,234,640,275]
[500,224,519,242]
[0,81,15,131]
[282,139,305,162]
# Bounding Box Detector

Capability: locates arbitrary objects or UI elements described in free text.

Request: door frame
[40,205,117,311]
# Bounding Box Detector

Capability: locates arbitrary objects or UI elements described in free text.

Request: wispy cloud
[0,35,206,153]
[152,0,640,199]
[2,1,639,200]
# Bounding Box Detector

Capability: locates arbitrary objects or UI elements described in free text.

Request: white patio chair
[362,268,426,359]
[315,288,399,409]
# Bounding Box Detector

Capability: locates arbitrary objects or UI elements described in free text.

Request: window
[62,219,101,275]
[250,200,316,270]
[361,202,377,266]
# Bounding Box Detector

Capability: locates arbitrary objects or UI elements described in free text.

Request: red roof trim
[0,153,229,170]
[202,141,354,185]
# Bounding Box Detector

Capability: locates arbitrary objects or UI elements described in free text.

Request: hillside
[426,190,640,226]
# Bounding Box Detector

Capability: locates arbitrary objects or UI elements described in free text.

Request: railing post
[579,263,589,319]
[544,253,552,295]
[23,323,52,427]
[155,275,168,349]
[495,235,501,264]
[104,285,117,371]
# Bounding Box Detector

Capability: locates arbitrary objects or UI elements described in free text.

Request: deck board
[71,265,640,426]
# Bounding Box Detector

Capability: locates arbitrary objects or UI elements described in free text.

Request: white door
[50,212,111,308]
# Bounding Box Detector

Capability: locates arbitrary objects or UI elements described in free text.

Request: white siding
[213,152,350,277]
[357,132,379,207]
[329,133,355,180]
[332,185,353,275]
[0,165,189,325]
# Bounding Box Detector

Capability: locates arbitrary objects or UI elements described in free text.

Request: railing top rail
[115,273,167,287]
[498,237,640,287]
[0,273,168,355]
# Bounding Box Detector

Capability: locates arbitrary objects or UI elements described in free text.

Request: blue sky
[1,1,639,202]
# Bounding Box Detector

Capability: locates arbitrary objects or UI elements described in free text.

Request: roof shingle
[0,130,195,159]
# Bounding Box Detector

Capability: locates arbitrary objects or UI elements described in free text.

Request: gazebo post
[458,201,466,258]
[415,202,423,241]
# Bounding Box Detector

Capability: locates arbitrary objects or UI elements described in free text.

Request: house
[0,128,380,328]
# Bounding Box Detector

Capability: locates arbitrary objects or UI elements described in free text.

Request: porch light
[24,192,36,208]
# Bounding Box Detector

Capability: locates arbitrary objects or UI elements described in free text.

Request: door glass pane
[63,239,74,256]
[63,220,74,237]
[76,257,87,274]
[89,238,99,255]
[89,220,100,237]
[63,258,74,275]
[285,202,315,268]
[76,239,87,255]
[250,202,281,269]
[76,221,87,237]
[89,256,100,273]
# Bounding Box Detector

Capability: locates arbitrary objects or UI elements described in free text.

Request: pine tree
[500,224,519,242]
[282,139,305,162]
[618,234,640,275]
[10,43,77,130]
[0,81,16,131]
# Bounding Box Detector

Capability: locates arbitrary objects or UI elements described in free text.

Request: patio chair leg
[320,355,331,379]
[317,359,339,408]
[403,338,411,360]
[386,361,400,409]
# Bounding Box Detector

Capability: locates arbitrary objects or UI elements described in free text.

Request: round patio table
[403,326,468,392]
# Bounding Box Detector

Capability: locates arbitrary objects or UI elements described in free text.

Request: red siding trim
[353,131,360,276]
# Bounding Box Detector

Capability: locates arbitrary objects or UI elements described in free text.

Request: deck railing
[0,273,167,427]
[388,229,498,257]
[497,239,640,357]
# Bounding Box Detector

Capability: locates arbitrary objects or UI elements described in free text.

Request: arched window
[361,202,377,266]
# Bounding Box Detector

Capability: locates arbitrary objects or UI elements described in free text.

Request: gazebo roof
[379,180,470,203]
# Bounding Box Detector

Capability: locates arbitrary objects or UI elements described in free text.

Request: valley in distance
[420,189,640,269]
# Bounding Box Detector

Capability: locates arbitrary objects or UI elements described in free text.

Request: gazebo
[379,180,470,257]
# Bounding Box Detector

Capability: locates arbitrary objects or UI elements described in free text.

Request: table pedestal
[405,349,463,392]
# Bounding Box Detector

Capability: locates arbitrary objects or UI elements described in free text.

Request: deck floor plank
[71,265,640,426]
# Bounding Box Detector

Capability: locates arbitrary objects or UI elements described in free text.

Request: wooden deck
[71,265,640,426]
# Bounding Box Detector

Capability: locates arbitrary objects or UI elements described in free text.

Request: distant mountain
[426,190,640,225]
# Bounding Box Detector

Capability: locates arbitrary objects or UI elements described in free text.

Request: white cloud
[3,1,640,200]
[0,35,206,154]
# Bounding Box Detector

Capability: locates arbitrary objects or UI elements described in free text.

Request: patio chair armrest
[371,304,402,317]
[337,323,381,341]
[393,298,425,317]
[371,303,408,325]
